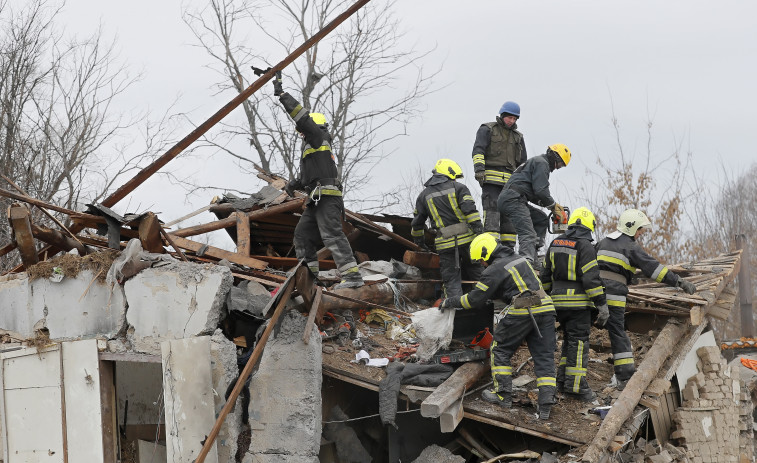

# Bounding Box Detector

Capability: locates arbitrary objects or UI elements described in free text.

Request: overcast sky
[53,0,757,244]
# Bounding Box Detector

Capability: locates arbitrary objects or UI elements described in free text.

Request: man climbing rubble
[439,233,557,420]
[540,207,607,402]
[596,209,697,389]
[411,159,484,299]
[471,101,527,247]
[273,72,364,290]
[497,144,571,264]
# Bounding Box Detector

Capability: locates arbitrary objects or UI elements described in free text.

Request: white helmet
[617,209,652,237]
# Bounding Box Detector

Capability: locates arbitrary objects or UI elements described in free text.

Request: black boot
[481,390,512,408]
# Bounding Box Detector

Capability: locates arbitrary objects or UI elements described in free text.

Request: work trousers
[481,183,516,247]
[603,287,635,382]
[556,308,592,395]
[490,311,557,408]
[438,242,484,299]
[497,190,549,263]
[294,195,358,275]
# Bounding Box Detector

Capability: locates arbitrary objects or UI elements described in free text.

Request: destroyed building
[0,3,755,461]
[0,171,754,462]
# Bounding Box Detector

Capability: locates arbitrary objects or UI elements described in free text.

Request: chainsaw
[548,207,570,234]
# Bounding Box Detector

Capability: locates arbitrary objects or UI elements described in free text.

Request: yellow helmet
[470,233,498,261]
[434,159,464,180]
[617,209,652,236]
[310,112,328,126]
[548,144,571,166]
[568,207,596,232]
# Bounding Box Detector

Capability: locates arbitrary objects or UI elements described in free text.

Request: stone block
[0,270,125,339]
[247,310,322,460]
[683,385,699,401]
[125,262,233,354]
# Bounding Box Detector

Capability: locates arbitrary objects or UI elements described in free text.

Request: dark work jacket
[540,225,606,309]
[596,231,681,297]
[503,154,556,208]
[450,245,555,316]
[472,117,527,184]
[278,92,339,190]
[411,174,482,251]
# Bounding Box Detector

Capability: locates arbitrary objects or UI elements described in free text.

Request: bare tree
[182,0,437,198]
[0,0,178,269]
[579,102,696,262]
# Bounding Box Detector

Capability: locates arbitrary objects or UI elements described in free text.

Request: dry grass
[26,250,119,283]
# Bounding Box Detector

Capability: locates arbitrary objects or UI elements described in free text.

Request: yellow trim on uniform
[581,259,598,273]
[598,255,636,273]
[303,144,332,158]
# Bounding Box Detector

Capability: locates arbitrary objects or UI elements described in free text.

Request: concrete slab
[0,270,125,339]
[162,337,218,463]
[246,310,322,462]
[126,262,232,354]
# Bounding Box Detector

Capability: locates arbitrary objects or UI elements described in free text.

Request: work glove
[594,303,610,328]
[272,70,284,96]
[677,279,697,295]
[438,298,462,312]
[475,171,485,187]
[552,202,565,218]
[471,222,484,235]
[413,237,430,252]
[283,179,297,197]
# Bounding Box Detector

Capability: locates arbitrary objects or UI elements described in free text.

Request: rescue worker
[497,144,570,264]
[411,159,484,298]
[440,233,557,420]
[540,207,609,401]
[471,101,527,247]
[273,72,364,289]
[596,209,697,388]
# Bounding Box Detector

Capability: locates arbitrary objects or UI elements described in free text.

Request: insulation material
[412,307,455,362]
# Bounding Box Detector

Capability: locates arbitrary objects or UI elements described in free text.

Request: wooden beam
[250,255,336,270]
[421,361,489,418]
[439,397,464,433]
[171,198,305,238]
[403,250,440,269]
[8,204,38,268]
[303,286,323,344]
[166,234,267,270]
[30,224,88,256]
[0,187,103,222]
[235,212,251,256]
[194,261,300,463]
[581,320,688,462]
[137,212,164,253]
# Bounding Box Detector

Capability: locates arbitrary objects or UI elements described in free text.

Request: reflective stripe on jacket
[540,225,606,308]
[596,231,681,297]
[411,174,482,250]
[451,246,555,315]
[279,92,339,190]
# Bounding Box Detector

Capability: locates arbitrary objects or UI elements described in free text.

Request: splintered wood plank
[138,212,164,253]
[166,234,267,269]
[235,212,251,256]
[8,204,38,268]
[403,250,440,269]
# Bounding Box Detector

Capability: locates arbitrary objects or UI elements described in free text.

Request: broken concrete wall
[162,336,221,463]
[0,271,124,339]
[210,330,241,463]
[125,262,233,354]
[671,346,753,463]
[244,310,322,463]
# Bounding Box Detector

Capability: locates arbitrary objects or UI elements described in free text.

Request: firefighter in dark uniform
[471,101,527,247]
[411,159,484,298]
[540,207,609,401]
[273,73,364,290]
[497,144,570,264]
[596,209,697,388]
[440,233,557,420]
